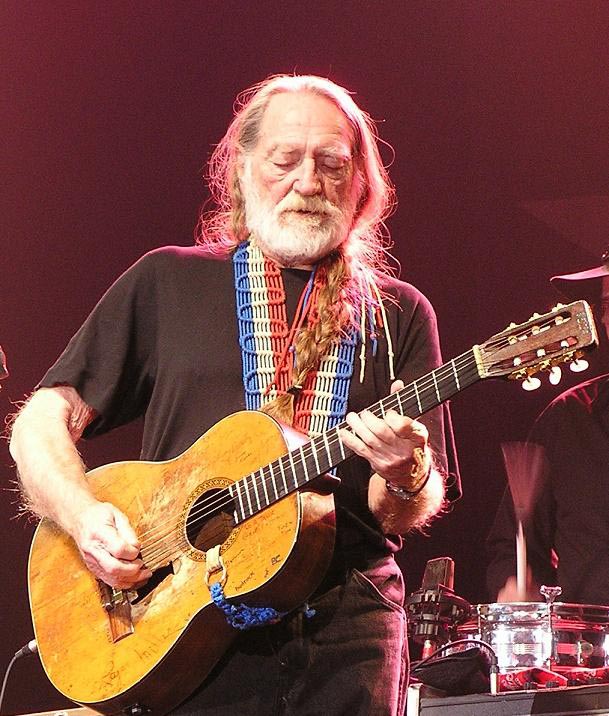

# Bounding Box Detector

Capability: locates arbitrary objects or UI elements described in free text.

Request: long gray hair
[196,74,396,286]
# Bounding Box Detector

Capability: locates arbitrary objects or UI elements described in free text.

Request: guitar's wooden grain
[29,412,335,716]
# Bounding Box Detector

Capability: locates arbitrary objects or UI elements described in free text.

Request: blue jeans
[175,556,408,716]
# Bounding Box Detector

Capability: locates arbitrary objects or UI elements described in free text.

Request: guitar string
[140,336,577,568]
[139,355,489,567]
[138,354,481,567]
[139,348,476,533]
[139,315,580,566]
[139,311,574,549]
[138,316,577,568]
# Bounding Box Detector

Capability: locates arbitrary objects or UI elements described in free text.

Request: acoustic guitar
[27,300,597,716]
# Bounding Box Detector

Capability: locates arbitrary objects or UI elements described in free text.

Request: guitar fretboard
[229,348,481,524]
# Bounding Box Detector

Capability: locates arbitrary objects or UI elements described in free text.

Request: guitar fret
[259,467,269,507]
[379,400,386,417]
[278,457,289,496]
[244,474,254,517]
[323,431,333,464]
[311,441,321,475]
[293,449,304,486]
[395,391,404,414]
[413,382,423,414]
[432,370,441,402]
[251,469,262,511]
[337,427,346,460]
[269,462,279,501]
[451,358,461,390]
[232,481,246,521]
[301,445,314,483]
[237,480,247,519]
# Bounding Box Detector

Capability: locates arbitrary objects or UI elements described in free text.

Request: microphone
[406,557,471,659]
[14,640,38,659]
[421,556,454,591]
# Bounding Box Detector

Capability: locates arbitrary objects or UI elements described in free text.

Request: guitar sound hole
[185,487,236,553]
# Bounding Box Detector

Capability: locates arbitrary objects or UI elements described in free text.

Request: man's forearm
[9,388,96,534]
[369,467,445,535]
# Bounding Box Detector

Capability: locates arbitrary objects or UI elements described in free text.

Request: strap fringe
[210,582,285,630]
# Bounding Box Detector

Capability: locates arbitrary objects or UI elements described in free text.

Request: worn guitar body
[28,412,336,716]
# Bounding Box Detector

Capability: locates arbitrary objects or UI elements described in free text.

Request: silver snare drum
[456,602,609,671]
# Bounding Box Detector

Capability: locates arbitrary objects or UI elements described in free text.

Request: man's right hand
[71,501,153,590]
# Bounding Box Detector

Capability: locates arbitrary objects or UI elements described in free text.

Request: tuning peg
[507,322,518,344]
[522,375,541,391]
[570,358,589,373]
[529,313,541,335]
[549,366,562,385]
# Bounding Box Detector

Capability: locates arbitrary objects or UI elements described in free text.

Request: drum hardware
[540,585,562,605]
[540,584,562,667]
[456,598,609,674]
[406,588,471,659]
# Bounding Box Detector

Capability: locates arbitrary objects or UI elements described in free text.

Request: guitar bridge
[97,580,134,643]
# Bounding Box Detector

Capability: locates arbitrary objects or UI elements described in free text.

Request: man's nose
[293,158,321,195]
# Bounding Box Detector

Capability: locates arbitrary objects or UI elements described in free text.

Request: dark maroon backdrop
[2,2,609,713]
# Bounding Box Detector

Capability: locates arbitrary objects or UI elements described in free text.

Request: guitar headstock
[476,300,598,385]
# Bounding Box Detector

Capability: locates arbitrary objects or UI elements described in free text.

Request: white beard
[241,162,354,267]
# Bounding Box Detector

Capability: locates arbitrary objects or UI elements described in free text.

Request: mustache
[275,194,341,217]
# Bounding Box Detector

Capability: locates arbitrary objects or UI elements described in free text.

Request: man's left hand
[339,379,429,484]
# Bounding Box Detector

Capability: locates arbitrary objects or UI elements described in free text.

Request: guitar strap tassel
[209,582,286,630]
[205,545,286,630]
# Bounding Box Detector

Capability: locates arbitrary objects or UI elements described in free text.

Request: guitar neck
[230,347,481,524]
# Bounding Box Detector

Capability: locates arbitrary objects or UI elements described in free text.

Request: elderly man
[487,249,609,605]
[10,75,458,716]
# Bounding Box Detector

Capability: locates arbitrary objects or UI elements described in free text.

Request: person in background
[487,248,609,605]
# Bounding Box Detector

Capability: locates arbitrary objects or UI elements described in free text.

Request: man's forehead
[256,92,355,147]
[261,139,352,156]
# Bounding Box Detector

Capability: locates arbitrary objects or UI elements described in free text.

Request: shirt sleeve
[38,252,158,437]
[392,286,461,502]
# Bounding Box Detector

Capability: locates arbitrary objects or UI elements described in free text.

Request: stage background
[2,2,609,712]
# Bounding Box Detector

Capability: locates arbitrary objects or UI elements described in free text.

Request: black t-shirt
[41,245,458,568]
[487,373,609,604]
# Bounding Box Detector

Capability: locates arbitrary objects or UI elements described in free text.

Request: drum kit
[406,559,609,693]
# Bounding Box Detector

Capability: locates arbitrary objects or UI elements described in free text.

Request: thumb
[390,379,405,394]
[108,505,140,552]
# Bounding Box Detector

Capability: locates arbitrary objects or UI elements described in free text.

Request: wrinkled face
[239,92,362,267]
